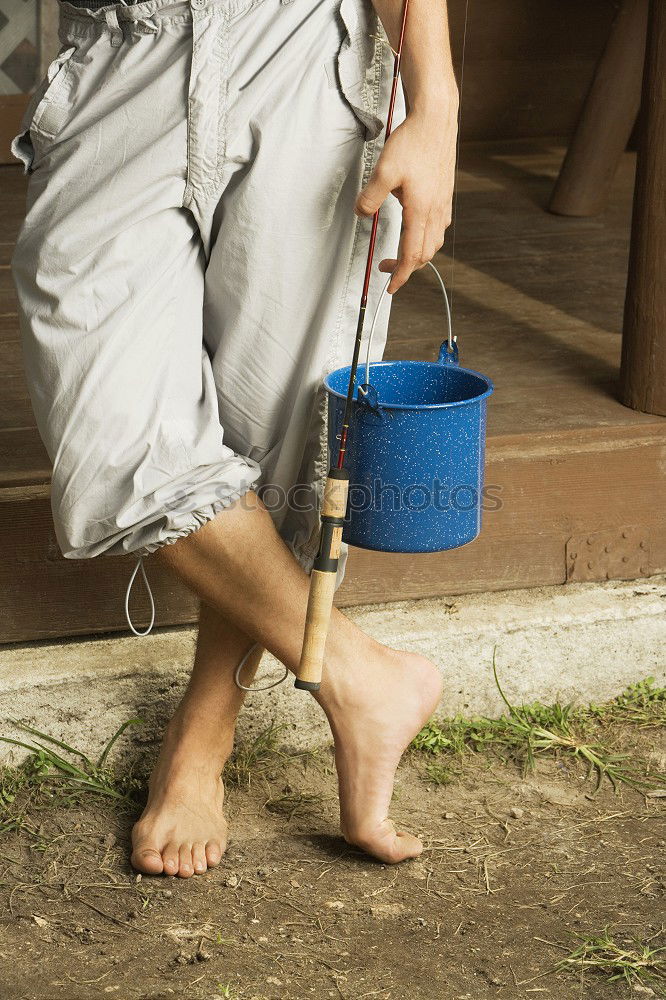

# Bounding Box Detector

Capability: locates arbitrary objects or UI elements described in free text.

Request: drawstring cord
[233,643,289,693]
[104,2,159,45]
[124,558,287,691]
[125,557,156,637]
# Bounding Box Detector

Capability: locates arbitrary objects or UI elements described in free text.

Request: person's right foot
[130,713,232,878]
[316,641,443,864]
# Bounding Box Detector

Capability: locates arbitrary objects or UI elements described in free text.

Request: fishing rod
[294,0,411,691]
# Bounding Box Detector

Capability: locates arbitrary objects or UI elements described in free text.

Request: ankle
[315,636,392,714]
[162,706,235,771]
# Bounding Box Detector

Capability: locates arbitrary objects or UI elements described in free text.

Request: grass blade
[96,718,144,770]
[9,720,94,769]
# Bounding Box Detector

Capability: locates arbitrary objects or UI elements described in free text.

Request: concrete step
[0,575,663,764]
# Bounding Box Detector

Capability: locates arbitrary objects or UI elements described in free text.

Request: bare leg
[131,604,263,877]
[152,493,442,864]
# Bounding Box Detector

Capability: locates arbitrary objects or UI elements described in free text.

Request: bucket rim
[324,359,494,411]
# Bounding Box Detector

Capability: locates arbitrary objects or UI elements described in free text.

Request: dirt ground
[0,719,663,1000]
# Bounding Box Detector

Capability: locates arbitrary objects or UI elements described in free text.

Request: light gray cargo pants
[11,0,403,575]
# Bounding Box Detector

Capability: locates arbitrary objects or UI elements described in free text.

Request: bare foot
[130,716,231,878]
[317,643,443,864]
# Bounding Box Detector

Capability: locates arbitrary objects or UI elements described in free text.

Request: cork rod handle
[295,470,349,691]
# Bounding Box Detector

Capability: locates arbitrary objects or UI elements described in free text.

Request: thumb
[355,165,395,217]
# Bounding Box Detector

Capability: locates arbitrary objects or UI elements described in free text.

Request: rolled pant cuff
[137,481,257,557]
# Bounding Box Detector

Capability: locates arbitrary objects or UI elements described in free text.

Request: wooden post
[548,0,648,217]
[620,0,666,416]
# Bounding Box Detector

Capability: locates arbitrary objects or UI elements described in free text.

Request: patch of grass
[411,658,666,792]
[0,719,145,832]
[589,676,666,729]
[0,716,310,834]
[412,720,464,756]
[424,761,459,786]
[224,723,286,788]
[265,789,323,820]
[0,757,48,834]
[557,928,666,994]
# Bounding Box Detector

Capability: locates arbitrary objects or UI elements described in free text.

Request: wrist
[407,77,459,122]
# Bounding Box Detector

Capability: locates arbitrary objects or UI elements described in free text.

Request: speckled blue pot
[324,344,494,553]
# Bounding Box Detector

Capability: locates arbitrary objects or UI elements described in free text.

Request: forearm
[369,0,458,116]
[360,0,460,293]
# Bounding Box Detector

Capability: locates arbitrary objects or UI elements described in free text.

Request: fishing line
[294,0,474,691]
[360,0,470,406]
[447,0,470,315]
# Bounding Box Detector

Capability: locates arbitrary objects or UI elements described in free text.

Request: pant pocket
[336,0,384,141]
[11,44,77,172]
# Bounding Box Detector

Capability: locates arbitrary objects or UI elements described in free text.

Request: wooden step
[1,421,663,643]
[1,141,664,642]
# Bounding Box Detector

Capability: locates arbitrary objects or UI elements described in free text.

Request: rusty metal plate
[566,526,650,582]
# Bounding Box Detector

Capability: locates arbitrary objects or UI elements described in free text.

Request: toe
[130,844,164,876]
[394,831,423,861]
[162,841,180,876]
[347,820,423,865]
[192,842,207,875]
[178,844,194,878]
[205,841,223,868]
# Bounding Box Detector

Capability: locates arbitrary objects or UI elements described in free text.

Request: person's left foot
[316,639,443,864]
[130,717,231,878]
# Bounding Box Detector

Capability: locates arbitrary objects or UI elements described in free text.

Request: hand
[355,96,458,294]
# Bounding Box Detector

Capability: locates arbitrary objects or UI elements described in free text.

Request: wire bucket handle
[361,262,457,393]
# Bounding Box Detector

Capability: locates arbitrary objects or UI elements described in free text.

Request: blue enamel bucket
[324,268,494,553]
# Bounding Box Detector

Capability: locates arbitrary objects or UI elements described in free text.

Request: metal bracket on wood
[566,525,650,582]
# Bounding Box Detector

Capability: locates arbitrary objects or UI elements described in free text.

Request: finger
[388,207,427,293]
[422,213,447,264]
[380,204,453,277]
[355,163,397,218]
